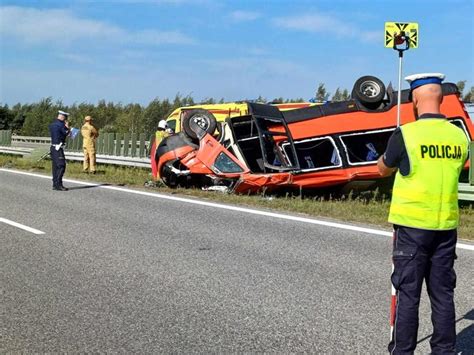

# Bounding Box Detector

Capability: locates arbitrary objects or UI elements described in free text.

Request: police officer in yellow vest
[378,73,469,354]
[81,115,99,174]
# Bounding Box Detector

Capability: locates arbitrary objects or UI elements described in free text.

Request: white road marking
[1,168,474,251]
[0,217,45,235]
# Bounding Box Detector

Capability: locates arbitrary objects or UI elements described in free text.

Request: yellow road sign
[385,22,418,49]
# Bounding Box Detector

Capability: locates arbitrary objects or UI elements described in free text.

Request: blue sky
[0,0,472,105]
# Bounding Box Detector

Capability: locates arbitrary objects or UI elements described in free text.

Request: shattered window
[213,152,244,173]
[339,129,394,165]
[282,137,341,170]
[167,119,176,131]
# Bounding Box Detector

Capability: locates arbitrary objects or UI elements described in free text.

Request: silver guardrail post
[123,133,130,157]
[131,133,137,157]
[96,135,104,155]
[109,133,116,155]
[115,133,123,156]
[139,133,146,158]
[0,130,12,146]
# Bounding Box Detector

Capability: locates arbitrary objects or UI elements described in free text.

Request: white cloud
[360,30,380,43]
[0,6,123,44]
[57,53,94,64]
[0,56,316,105]
[134,29,195,45]
[273,13,379,43]
[229,10,261,22]
[0,6,195,46]
[246,46,268,56]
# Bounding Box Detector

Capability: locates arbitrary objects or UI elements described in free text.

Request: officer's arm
[377,156,397,177]
[378,129,403,177]
[63,121,70,135]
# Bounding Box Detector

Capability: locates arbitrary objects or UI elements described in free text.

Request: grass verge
[1,154,473,241]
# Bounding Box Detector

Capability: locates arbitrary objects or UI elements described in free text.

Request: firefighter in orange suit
[81,115,99,173]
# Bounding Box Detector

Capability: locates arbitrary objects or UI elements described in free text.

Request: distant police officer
[378,73,469,354]
[49,110,71,191]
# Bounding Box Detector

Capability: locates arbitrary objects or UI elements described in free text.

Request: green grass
[1,154,473,241]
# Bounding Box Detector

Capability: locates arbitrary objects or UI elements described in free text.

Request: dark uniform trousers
[50,146,66,188]
[389,225,457,354]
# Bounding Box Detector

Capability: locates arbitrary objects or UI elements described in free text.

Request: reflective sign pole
[384,22,419,127]
[397,54,403,126]
[383,22,419,342]
[395,36,408,127]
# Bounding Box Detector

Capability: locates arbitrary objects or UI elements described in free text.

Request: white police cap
[58,110,70,116]
[405,73,445,90]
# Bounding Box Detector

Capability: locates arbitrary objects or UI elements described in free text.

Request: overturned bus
[151,75,473,193]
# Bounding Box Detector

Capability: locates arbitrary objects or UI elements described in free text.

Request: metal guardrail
[0,147,32,156]
[11,135,50,144]
[3,131,154,158]
[65,132,151,158]
[1,131,473,199]
[459,183,474,201]
[0,129,153,168]
[65,151,150,168]
[0,146,150,168]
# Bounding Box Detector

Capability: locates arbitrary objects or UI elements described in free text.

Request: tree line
[1,82,472,137]
[0,95,196,137]
[0,94,306,137]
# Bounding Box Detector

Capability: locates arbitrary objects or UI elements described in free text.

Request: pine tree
[143,98,173,135]
[332,88,342,101]
[456,80,466,97]
[341,89,351,101]
[21,97,56,136]
[315,83,330,102]
[463,86,473,103]
[0,105,14,130]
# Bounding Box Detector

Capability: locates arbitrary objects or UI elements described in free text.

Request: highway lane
[1,169,473,353]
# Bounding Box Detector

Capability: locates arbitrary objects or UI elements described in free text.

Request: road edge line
[2,168,473,251]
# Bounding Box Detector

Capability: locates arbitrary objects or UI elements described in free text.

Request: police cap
[58,110,70,117]
[405,73,445,91]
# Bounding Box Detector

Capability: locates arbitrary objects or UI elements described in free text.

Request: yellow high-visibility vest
[388,119,469,230]
[155,130,169,147]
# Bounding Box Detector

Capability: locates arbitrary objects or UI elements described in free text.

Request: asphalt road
[1,168,473,353]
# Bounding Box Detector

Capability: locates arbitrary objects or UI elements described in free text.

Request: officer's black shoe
[53,186,68,191]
